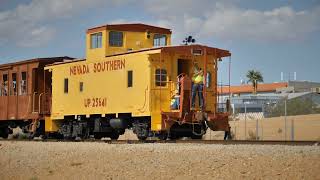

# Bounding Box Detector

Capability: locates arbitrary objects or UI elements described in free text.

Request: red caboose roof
[104,44,231,58]
[87,23,172,34]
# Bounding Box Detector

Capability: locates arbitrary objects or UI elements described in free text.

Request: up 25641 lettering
[84,97,107,108]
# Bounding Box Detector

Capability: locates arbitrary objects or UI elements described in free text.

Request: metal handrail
[32,92,37,113]
[38,93,44,114]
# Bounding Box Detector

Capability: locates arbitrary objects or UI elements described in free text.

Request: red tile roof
[218,82,288,94]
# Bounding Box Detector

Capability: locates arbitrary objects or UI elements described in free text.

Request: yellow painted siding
[47,47,219,132]
[86,30,171,61]
[48,50,161,121]
[45,116,59,132]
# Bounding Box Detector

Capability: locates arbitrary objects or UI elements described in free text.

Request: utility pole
[244,102,248,140]
[284,98,287,141]
[291,119,295,141]
[256,117,259,140]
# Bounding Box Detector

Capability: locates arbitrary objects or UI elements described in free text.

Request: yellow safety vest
[171,98,176,105]
[194,74,204,84]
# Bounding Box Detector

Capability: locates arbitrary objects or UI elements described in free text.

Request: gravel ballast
[0,141,319,180]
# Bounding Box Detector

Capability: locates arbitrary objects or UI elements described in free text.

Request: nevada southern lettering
[70,59,125,76]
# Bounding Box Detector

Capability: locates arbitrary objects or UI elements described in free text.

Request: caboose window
[109,31,123,47]
[2,74,8,96]
[155,69,167,87]
[90,32,102,49]
[20,72,27,95]
[11,73,17,96]
[80,82,84,92]
[206,72,211,88]
[64,78,68,93]
[153,34,166,47]
[127,70,133,87]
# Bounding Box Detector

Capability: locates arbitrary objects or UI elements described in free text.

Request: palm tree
[246,70,264,94]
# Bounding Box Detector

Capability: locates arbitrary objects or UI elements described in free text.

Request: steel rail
[0,138,318,146]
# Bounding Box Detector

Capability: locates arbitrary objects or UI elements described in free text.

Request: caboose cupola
[86,23,172,61]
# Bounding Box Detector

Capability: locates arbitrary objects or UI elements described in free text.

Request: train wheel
[136,127,149,140]
[8,122,17,129]
[94,133,103,140]
[224,131,232,140]
[0,127,10,139]
[137,134,148,141]
[158,131,168,140]
[2,133,9,139]
[191,134,203,139]
[133,120,149,141]
[110,132,120,140]
[42,133,48,140]
[168,132,178,140]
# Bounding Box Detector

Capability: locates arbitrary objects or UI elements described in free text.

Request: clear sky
[0,0,319,85]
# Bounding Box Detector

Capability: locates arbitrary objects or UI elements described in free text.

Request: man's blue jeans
[171,97,180,110]
[191,83,203,109]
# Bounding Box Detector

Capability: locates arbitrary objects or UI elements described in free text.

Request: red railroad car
[0,57,73,138]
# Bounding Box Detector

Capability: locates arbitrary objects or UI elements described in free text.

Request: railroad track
[102,140,319,146]
[0,138,318,146]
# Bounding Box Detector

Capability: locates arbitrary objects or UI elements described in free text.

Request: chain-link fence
[226,95,320,141]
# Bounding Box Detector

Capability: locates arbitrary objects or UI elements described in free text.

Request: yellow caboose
[44,23,231,140]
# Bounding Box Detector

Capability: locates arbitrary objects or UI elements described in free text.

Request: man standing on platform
[191,63,204,110]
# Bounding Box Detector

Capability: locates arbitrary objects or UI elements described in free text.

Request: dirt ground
[0,141,319,180]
